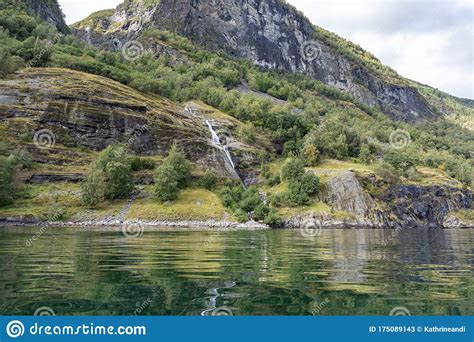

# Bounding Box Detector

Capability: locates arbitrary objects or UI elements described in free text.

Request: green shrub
[154,162,180,202]
[154,144,191,202]
[384,149,418,175]
[15,149,33,169]
[199,170,218,190]
[237,123,256,144]
[266,174,281,187]
[130,156,156,172]
[219,185,281,226]
[374,162,400,184]
[358,143,374,164]
[46,206,67,222]
[81,144,134,207]
[281,158,305,181]
[81,163,105,208]
[0,155,15,206]
[264,208,283,227]
[239,187,262,212]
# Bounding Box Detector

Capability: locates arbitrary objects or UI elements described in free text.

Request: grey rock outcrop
[25,0,70,34]
[321,171,373,217]
[385,185,473,228]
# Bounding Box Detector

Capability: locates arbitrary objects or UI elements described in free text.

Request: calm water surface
[0,227,472,316]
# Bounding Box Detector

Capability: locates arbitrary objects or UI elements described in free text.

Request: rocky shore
[1,215,472,230]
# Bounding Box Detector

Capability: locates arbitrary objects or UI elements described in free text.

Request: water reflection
[0,227,472,316]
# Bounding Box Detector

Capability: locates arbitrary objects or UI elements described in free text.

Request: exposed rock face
[0,68,251,179]
[25,0,70,34]
[385,185,473,228]
[321,171,373,217]
[27,174,84,184]
[285,172,473,229]
[73,0,434,122]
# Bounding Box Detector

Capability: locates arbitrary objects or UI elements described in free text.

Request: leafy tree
[154,144,191,202]
[154,162,180,202]
[384,149,418,175]
[81,163,105,208]
[81,144,134,207]
[302,143,321,166]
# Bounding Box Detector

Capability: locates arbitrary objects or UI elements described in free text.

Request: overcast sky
[58,0,473,99]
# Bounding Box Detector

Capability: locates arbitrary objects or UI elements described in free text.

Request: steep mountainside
[25,0,70,34]
[0,0,471,227]
[0,68,263,179]
[72,0,435,122]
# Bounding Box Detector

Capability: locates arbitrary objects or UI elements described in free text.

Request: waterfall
[205,120,236,170]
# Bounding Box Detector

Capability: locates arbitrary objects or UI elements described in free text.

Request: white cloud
[287,0,474,98]
[57,0,474,98]
[58,0,122,25]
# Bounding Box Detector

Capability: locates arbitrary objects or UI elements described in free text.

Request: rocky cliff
[73,0,434,122]
[25,0,70,34]
[385,185,473,228]
[286,171,473,229]
[0,68,264,179]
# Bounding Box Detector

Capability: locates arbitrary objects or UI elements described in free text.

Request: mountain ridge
[70,0,439,122]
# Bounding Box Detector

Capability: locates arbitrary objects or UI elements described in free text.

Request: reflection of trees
[0,228,472,315]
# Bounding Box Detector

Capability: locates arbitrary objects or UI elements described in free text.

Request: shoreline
[1,216,473,230]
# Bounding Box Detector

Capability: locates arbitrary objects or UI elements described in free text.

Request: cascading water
[205,120,236,170]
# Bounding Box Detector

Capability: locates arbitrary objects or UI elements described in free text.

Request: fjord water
[0,227,472,316]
